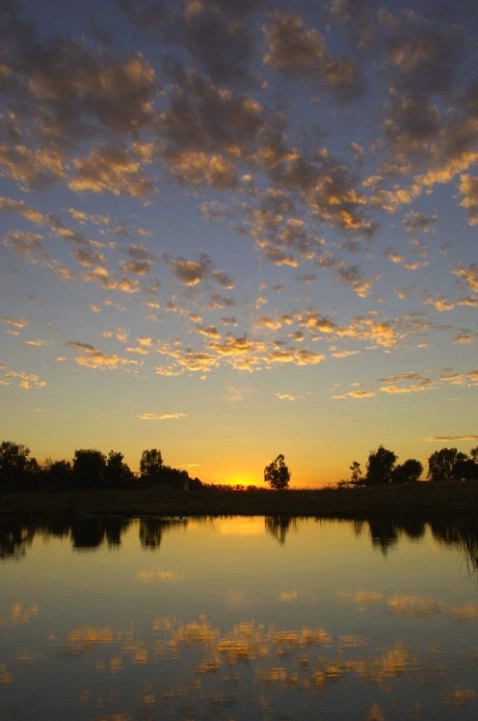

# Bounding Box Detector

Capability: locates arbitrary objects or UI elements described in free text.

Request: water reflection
[139,517,188,549]
[2,514,478,576]
[265,515,298,544]
[2,516,478,721]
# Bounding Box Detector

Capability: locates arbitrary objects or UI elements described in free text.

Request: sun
[223,473,260,488]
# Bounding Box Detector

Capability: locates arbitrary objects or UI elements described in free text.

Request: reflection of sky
[1,518,478,719]
[1,0,478,487]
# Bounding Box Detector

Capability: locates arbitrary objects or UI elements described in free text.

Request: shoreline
[2,482,478,522]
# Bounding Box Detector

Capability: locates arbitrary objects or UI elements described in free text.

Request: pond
[1,515,478,720]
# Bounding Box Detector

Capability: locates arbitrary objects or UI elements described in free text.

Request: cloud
[68,208,110,226]
[424,295,455,312]
[1,366,46,389]
[3,230,45,260]
[69,145,156,197]
[177,350,219,373]
[1,316,30,329]
[263,13,325,73]
[166,253,234,289]
[330,349,360,359]
[403,210,438,235]
[0,145,64,190]
[0,196,49,225]
[165,150,238,188]
[384,10,464,96]
[137,412,186,420]
[210,334,264,356]
[425,435,478,442]
[459,174,478,224]
[439,369,478,386]
[453,331,474,344]
[119,244,155,275]
[224,385,251,403]
[333,389,376,399]
[158,69,264,156]
[80,266,140,294]
[453,264,478,293]
[380,384,428,394]
[263,12,362,97]
[25,339,52,347]
[377,371,434,394]
[65,341,138,370]
[194,324,221,339]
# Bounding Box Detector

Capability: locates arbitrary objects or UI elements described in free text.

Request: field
[2,482,478,522]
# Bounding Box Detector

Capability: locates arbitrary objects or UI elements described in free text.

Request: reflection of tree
[429,517,478,579]
[265,516,297,544]
[355,514,478,574]
[71,517,131,550]
[0,522,35,560]
[3,514,478,577]
[354,516,427,555]
[139,518,188,550]
[367,517,400,554]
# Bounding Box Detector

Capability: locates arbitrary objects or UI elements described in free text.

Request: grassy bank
[2,482,478,522]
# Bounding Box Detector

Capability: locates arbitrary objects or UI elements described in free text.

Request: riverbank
[2,482,478,522]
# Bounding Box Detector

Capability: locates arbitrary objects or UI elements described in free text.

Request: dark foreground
[2,482,478,522]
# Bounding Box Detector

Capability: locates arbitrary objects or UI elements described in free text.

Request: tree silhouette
[104,450,133,487]
[264,454,290,490]
[73,449,106,488]
[140,449,163,484]
[428,447,477,482]
[392,458,423,484]
[0,440,37,489]
[365,445,397,485]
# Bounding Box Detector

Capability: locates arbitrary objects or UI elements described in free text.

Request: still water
[1,515,478,720]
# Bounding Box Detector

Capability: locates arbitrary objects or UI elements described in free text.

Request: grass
[2,481,478,522]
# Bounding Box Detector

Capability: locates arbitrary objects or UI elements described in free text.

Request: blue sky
[1,0,477,485]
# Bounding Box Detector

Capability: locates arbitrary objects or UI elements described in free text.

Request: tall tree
[73,449,106,488]
[391,459,423,484]
[140,449,163,483]
[264,454,290,490]
[427,448,463,482]
[104,450,133,487]
[365,445,397,485]
[0,440,36,489]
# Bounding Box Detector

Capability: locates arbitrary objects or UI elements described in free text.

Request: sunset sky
[1,0,477,486]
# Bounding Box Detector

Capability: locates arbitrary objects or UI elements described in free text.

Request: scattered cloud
[137,412,186,421]
[333,389,376,400]
[425,435,478,443]
[65,341,139,370]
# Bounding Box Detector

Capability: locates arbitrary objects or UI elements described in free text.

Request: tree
[140,449,163,483]
[45,459,73,488]
[104,450,133,487]
[453,456,478,481]
[365,445,397,485]
[349,461,363,485]
[264,454,290,490]
[391,459,423,484]
[0,440,37,489]
[73,449,106,488]
[427,448,462,482]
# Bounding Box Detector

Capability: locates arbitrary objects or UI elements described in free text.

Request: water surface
[1,516,478,720]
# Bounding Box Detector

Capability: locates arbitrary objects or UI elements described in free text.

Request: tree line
[0,440,203,491]
[345,444,478,486]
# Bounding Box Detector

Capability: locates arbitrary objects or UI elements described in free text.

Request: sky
[1,0,477,487]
